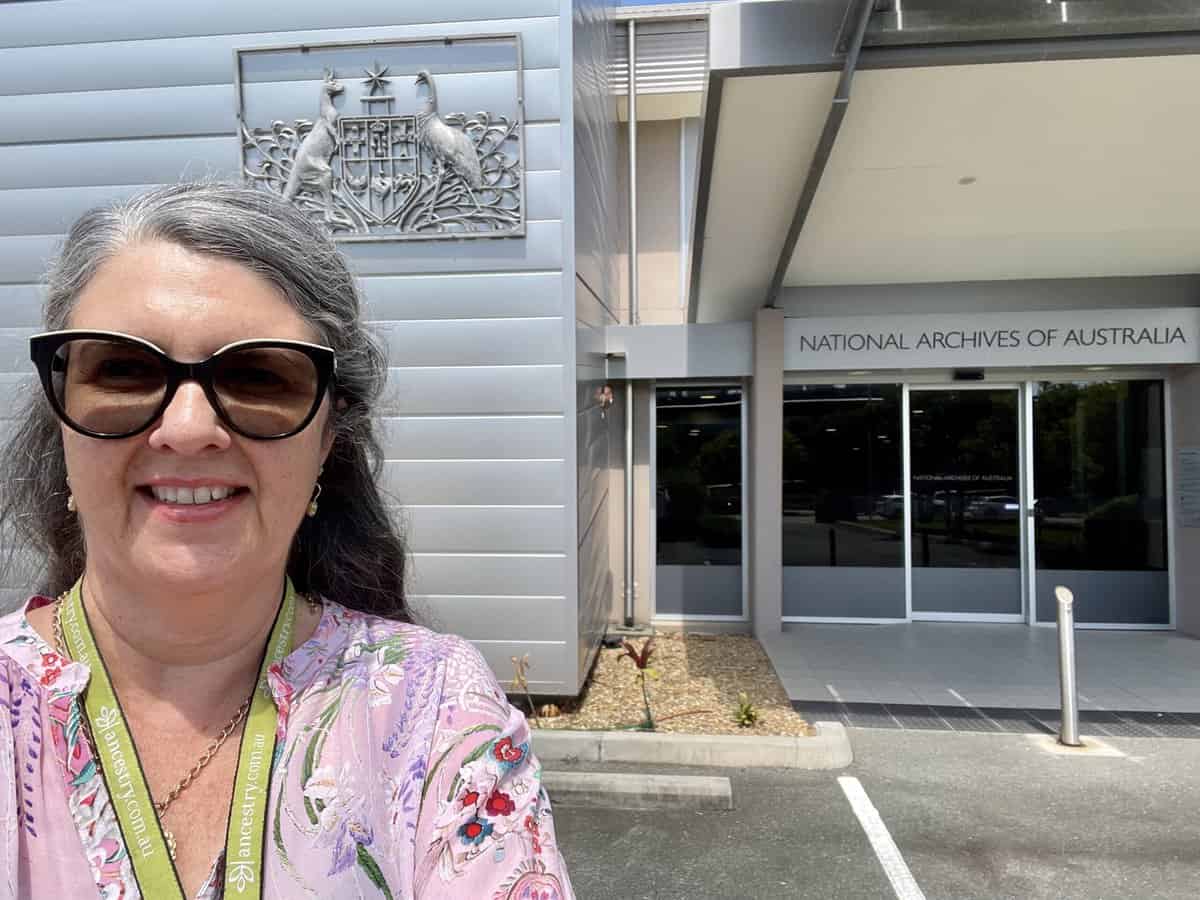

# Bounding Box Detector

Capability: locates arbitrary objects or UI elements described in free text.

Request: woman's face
[64,240,333,594]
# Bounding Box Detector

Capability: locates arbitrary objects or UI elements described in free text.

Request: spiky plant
[619,638,659,730]
[734,691,759,728]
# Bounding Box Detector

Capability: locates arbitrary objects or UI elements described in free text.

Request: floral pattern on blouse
[0,596,574,899]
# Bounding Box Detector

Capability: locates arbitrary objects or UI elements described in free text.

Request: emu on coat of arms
[237,40,524,241]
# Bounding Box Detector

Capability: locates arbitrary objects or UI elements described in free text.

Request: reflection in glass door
[908,388,1023,620]
[1032,380,1168,625]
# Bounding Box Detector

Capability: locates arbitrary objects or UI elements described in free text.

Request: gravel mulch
[516,631,813,737]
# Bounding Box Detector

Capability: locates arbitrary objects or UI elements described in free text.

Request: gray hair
[0,182,409,618]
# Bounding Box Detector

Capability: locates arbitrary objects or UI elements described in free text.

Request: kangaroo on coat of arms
[240,63,522,239]
[282,70,343,222]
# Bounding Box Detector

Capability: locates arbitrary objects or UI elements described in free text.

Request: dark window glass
[655,386,742,565]
[782,384,903,567]
[909,389,1020,571]
[1033,380,1167,572]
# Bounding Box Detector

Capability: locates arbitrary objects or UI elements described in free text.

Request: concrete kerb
[533,721,852,769]
[542,771,734,810]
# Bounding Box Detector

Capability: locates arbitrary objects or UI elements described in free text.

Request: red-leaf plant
[619,638,658,731]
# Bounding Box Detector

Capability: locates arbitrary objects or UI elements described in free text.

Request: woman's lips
[138,486,248,523]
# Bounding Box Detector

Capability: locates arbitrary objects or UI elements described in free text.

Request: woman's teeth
[150,486,234,505]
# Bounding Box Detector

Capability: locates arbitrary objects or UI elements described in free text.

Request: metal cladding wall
[571,0,623,691]
[0,0,588,693]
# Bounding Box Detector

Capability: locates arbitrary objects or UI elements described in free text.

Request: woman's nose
[146,381,232,453]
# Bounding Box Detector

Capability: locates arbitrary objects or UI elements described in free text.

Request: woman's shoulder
[299,599,501,694]
[0,597,52,679]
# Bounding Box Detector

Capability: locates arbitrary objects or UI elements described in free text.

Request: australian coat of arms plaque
[235,36,525,241]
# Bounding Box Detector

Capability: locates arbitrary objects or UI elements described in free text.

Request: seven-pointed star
[362,63,391,96]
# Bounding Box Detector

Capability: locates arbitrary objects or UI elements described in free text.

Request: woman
[0,183,573,899]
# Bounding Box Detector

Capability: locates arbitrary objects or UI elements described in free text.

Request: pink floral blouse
[0,596,574,899]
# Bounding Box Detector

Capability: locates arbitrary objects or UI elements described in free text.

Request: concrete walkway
[761,621,1200,712]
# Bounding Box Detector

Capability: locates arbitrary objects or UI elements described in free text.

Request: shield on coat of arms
[336,114,422,227]
[235,36,525,241]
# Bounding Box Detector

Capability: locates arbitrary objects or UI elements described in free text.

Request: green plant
[734,691,759,728]
[619,638,659,730]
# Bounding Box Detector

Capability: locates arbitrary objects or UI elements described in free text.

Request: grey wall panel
[575,315,606,361]
[0,85,230,146]
[0,286,43,327]
[575,397,608,463]
[0,329,35,371]
[409,552,566,596]
[0,137,235,190]
[525,171,562,222]
[578,493,612,636]
[655,565,744,617]
[360,272,561,321]
[576,461,607,539]
[0,4,578,695]
[0,69,559,146]
[525,123,562,172]
[0,376,35,417]
[341,220,562,275]
[0,221,563,283]
[0,184,169,238]
[575,366,608,418]
[469,641,568,693]
[0,125,558,190]
[405,506,566,554]
[571,0,622,313]
[0,1,560,49]
[380,365,563,415]
[0,20,561,97]
[376,317,563,367]
[576,409,610,486]
[411,594,568,643]
[1036,570,1169,625]
[0,235,60,284]
[783,567,906,618]
[0,169,557,238]
[384,460,565,505]
[380,415,564,459]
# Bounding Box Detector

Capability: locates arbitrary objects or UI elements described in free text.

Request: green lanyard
[59,578,297,899]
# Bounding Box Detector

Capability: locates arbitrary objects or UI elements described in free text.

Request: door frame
[903,383,1028,624]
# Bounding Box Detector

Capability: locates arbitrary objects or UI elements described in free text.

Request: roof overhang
[688,0,1200,323]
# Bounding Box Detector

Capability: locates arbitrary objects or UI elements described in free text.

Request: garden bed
[520,631,813,737]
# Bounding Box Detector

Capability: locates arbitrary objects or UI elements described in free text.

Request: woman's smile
[136,479,251,524]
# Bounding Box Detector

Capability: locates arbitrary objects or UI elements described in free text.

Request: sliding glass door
[769,375,1173,628]
[908,387,1024,621]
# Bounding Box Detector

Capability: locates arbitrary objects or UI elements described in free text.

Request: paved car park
[552,727,1200,899]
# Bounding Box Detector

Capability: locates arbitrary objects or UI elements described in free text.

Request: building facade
[0,0,626,695]
[615,0,1200,646]
[1,0,1198,699]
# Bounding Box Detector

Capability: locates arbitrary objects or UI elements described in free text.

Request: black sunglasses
[30,330,336,440]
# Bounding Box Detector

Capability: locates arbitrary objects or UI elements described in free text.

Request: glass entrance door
[908,387,1024,620]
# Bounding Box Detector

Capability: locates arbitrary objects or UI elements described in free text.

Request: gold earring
[307,482,322,518]
[66,493,77,513]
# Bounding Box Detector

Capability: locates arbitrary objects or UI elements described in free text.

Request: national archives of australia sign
[235,36,525,241]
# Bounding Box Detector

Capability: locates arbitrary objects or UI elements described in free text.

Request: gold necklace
[53,595,255,860]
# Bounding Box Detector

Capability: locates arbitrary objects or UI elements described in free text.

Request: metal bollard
[1055,586,1082,747]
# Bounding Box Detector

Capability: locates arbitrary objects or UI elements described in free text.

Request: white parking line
[838,776,927,900]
